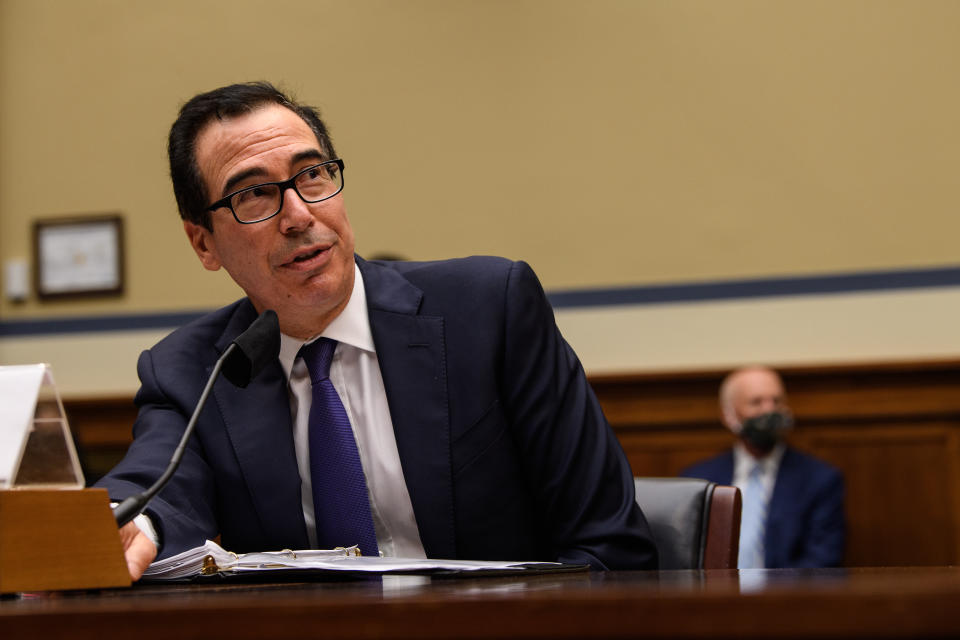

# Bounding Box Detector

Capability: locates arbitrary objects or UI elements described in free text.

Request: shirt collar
[277,262,374,379]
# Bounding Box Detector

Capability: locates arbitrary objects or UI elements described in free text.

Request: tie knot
[300,338,337,383]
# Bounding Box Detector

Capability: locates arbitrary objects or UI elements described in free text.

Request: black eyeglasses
[206,159,345,224]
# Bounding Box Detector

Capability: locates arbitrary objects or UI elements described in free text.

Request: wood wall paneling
[63,360,960,567]
[64,397,136,483]
[591,360,960,567]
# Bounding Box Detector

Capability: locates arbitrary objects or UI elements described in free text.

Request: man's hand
[118,520,158,581]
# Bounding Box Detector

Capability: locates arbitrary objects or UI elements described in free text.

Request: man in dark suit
[680,366,845,568]
[97,82,657,578]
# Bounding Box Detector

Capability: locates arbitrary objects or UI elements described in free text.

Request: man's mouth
[282,243,333,269]
[292,248,324,263]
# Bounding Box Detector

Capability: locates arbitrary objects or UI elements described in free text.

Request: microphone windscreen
[222,309,280,388]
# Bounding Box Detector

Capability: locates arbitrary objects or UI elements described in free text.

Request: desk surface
[3,566,960,639]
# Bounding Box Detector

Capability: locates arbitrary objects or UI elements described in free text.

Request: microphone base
[0,488,131,593]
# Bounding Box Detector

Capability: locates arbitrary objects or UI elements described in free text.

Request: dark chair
[633,477,741,569]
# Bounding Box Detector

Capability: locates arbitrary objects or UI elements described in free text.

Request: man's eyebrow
[291,149,326,165]
[219,150,326,197]
[222,167,268,197]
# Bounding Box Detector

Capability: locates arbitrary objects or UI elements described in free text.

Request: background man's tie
[300,338,379,556]
[738,463,768,568]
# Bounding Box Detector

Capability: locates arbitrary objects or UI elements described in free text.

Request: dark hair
[168,81,337,229]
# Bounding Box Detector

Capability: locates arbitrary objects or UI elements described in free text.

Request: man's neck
[277,296,352,340]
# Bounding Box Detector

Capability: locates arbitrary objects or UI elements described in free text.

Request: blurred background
[1,0,959,394]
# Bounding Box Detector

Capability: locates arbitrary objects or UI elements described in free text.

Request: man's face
[725,369,788,430]
[184,104,355,338]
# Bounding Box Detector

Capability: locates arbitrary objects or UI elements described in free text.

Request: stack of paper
[141,540,578,581]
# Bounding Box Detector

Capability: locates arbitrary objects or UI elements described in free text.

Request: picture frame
[33,214,125,300]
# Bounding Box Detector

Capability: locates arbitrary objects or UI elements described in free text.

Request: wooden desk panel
[3,568,960,639]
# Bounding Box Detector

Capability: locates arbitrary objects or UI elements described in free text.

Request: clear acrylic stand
[0,363,84,488]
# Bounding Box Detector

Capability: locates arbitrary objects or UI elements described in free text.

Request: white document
[142,540,575,581]
[0,364,47,487]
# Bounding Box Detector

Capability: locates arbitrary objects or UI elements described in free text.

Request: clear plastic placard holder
[0,364,129,592]
[0,364,83,488]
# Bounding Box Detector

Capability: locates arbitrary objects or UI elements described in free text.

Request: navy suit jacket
[98,256,656,570]
[680,447,845,568]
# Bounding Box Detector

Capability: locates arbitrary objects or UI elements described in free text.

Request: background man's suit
[98,255,657,570]
[681,447,845,568]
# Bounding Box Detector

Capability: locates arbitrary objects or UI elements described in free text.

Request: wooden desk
[3,567,960,639]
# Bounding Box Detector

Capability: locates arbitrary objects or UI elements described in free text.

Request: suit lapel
[765,447,798,565]
[359,258,456,559]
[212,301,308,548]
[768,448,797,524]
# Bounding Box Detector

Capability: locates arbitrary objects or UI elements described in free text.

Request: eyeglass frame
[205,158,346,224]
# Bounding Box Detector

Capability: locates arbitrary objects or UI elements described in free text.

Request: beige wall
[2,0,959,319]
[2,1,960,396]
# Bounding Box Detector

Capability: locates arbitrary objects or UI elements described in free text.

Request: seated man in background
[681,366,845,568]
[97,81,657,578]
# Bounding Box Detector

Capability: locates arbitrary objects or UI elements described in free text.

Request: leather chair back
[634,477,741,569]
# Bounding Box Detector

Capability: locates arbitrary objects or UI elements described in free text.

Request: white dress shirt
[732,441,786,507]
[276,263,426,558]
[732,440,786,568]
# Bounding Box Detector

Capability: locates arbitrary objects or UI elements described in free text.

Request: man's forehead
[734,369,784,399]
[194,104,319,193]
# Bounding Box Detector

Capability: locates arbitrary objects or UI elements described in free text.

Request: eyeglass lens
[232,163,343,222]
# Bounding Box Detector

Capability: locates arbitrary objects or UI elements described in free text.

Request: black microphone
[113,309,280,527]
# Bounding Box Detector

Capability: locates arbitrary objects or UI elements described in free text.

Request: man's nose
[278,186,314,234]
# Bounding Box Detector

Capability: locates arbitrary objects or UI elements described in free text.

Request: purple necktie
[299,338,379,556]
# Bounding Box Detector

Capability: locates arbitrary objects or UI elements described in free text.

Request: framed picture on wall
[33,214,125,299]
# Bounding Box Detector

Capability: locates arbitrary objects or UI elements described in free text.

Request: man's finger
[118,521,157,581]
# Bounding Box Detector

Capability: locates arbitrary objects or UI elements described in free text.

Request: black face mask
[739,411,793,454]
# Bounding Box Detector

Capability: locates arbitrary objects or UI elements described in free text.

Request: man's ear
[183,220,222,271]
[721,405,742,434]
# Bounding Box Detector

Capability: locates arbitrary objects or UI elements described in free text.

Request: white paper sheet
[0,364,46,487]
